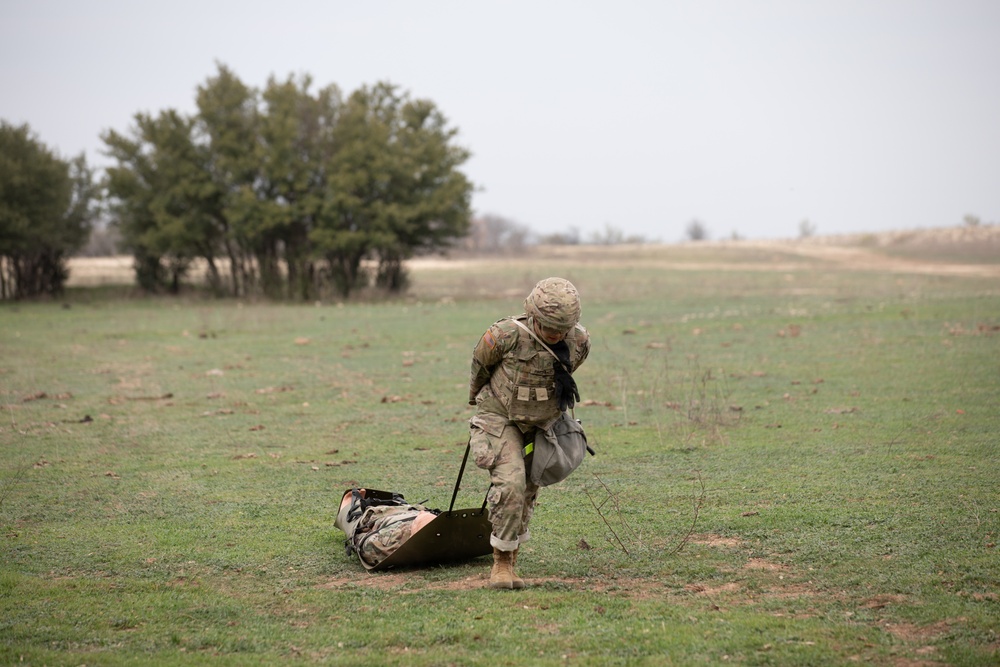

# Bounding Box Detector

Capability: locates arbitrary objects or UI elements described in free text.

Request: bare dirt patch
[881,619,957,643]
[863,594,910,609]
[318,571,487,591]
[685,582,741,596]
[744,557,787,571]
[317,571,619,593]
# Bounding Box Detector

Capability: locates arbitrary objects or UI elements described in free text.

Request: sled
[357,488,493,572]
[345,435,493,571]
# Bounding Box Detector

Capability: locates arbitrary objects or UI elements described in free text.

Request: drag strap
[448,437,472,513]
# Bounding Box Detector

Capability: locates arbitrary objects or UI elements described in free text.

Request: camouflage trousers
[350,505,424,567]
[469,420,540,551]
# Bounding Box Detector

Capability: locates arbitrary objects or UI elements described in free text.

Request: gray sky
[2,0,998,241]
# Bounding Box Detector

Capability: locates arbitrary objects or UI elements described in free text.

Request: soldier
[468,277,591,589]
[334,488,438,568]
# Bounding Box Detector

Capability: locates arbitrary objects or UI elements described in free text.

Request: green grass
[2,250,999,665]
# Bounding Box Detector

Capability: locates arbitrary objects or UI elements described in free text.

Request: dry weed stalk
[584,474,640,555]
[668,470,706,556]
[585,471,706,557]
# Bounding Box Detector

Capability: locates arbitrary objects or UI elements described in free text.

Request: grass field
[2,238,999,665]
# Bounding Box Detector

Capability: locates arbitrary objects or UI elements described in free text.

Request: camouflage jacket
[469,314,590,430]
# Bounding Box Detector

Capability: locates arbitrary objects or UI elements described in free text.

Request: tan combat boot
[489,548,525,590]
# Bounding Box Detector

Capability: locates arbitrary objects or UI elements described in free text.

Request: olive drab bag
[530,410,589,486]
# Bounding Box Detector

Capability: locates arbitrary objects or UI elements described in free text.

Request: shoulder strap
[512,319,565,368]
[512,319,578,421]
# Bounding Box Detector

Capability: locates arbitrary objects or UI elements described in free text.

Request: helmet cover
[524,277,581,331]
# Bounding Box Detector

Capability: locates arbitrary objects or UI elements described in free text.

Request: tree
[104,110,220,293]
[590,223,625,245]
[538,227,581,245]
[315,82,472,297]
[80,218,122,257]
[0,122,99,299]
[685,219,709,241]
[253,74,341,299]
[194,64,263,297]
[798,218,817,238]
[463,214,529,253]
[588,223,647,245]
[102,66,473,300]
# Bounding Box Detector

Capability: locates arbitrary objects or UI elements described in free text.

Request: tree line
[0,64,473,300]
[0,123,99,299]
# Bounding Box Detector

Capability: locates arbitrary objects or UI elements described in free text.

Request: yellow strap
[523,442,534,456]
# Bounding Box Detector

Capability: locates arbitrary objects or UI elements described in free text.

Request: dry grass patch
[689,533,743,548]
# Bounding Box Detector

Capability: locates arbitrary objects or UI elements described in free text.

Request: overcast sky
[2,0,998,241]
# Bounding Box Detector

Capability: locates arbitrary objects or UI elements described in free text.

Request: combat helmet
[524,277,581,332]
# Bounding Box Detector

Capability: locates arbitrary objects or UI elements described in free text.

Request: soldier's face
[534,319,568,344]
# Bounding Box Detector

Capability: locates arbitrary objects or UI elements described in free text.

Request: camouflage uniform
[334,490,437,568]
[468,278,590,552]
[351,504,425,567]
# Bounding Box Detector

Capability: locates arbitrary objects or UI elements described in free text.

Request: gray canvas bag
[510,319,592,486]
[530,410,589,486]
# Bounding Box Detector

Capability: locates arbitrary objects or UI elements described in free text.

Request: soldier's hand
[554,366,579,411]
[560,383,580,411]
